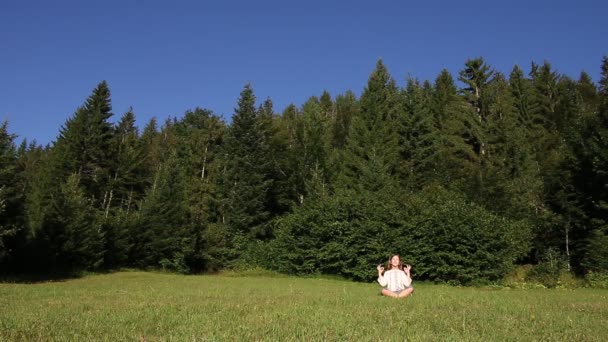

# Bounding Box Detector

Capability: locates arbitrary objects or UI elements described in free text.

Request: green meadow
[1,271,607,341]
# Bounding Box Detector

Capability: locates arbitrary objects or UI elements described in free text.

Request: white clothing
[378,269,412,291]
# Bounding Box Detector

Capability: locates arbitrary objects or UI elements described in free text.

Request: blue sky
[1,0,606,145]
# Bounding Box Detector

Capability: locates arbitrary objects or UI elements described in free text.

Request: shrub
[267,186,533,284]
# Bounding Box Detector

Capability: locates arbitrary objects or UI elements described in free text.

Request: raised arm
[403,264,411,278]
[377,265,387,286]
[403,264,412,287]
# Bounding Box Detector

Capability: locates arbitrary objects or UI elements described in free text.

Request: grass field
[1,271,607,341]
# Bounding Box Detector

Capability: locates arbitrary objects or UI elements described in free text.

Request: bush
[581,230,608,273]
[585,271,608,289]
[267,186,533,284]
[525,248,567,288]
[405,186,532,284]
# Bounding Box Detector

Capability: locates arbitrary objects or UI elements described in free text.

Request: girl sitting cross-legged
[377,254,414,298]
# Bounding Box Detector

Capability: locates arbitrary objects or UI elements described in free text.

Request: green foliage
[130,154,191,271]
[269,186,531,284]
[5,57,608,285]
[0,122,23,265]
[525,248,568,288]
[331,90,358,148]
[405,186,532,284]
[399,79,440,189]
[581,230,608,272]
[584,271,608,289]
[268,189,401,280]
[338,60,401,193]
[222,84,274,239]
[54,81,115,206]
[40,174,105,272]
[431,69,480,190]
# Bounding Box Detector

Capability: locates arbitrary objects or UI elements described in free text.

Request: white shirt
[378,269,412,291]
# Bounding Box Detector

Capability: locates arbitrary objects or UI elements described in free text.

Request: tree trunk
[201,144,208,180]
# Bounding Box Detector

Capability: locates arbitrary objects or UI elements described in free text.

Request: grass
[1,271,607,341]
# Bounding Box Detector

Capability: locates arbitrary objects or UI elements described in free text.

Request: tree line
[1,57,607,284]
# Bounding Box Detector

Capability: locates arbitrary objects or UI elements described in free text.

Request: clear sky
[1,0,607,145]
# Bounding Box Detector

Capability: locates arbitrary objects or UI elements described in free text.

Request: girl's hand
[403,264,411,272]
[377,264,385,273]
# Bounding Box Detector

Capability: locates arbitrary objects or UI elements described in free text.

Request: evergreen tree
[319,90,335,121]
[576,72,599,120]
[431,69,480,190]
[481,73,542,219]
[338,60,401,192]
[459,58,494,124]
[458,58,494,196]
[530,62,560,131]
[399,78,440,189]
[258,98,293,215]
[578,57,608,271]
[174,108,225,272]
[331,91,358,149]
[130,154,190,271]
[222,84,274,239]
[0,122,23,267]
[289,97,333,202]
[44,174,104,272]
[54,81,114,205]
[102,109,146,268]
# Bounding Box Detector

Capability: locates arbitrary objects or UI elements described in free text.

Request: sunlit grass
[1,271,607,341]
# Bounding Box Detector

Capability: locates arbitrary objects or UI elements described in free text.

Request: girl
[377,254,414,298]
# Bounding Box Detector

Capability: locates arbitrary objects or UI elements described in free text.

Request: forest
[1,56,607,286]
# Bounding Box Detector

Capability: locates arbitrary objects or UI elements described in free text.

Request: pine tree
[331,90,358,149]
[458,57,494,190]
[480,73,542,219]
[338,60,401,192]
[130,154,190,271]
[222,84,274,239]
[54,81,114,205]
[173,108,225,271]
[530,62,560,131]
[578,57,608,271]
[459,57,494,124]
[577,72,599,120]
[102,109,146,268]
[319,90,335,121]
[293,97,333,201]
[431,69,480,190]
[258,98,292,215]
[45,174,104,272]
[0,122,23,266]
[399,78,440,189]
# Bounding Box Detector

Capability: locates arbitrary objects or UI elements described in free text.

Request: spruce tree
[331,90,358,149]
[222,84,273,239]
[54,81,114,205]
[174,108,225,271]
[482,73,541,219]
[578,57,608,271]
[258,98,292,215]
[130,153,190,271]
[319,90,335,121]
[45,174,104,272]
[0,122,23,266]
[458,58,494,196]
[102,109,146,268]
[431,69,480,190]
[297,97,332,200]
[338,60,401,192]
[399,78,440,189]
